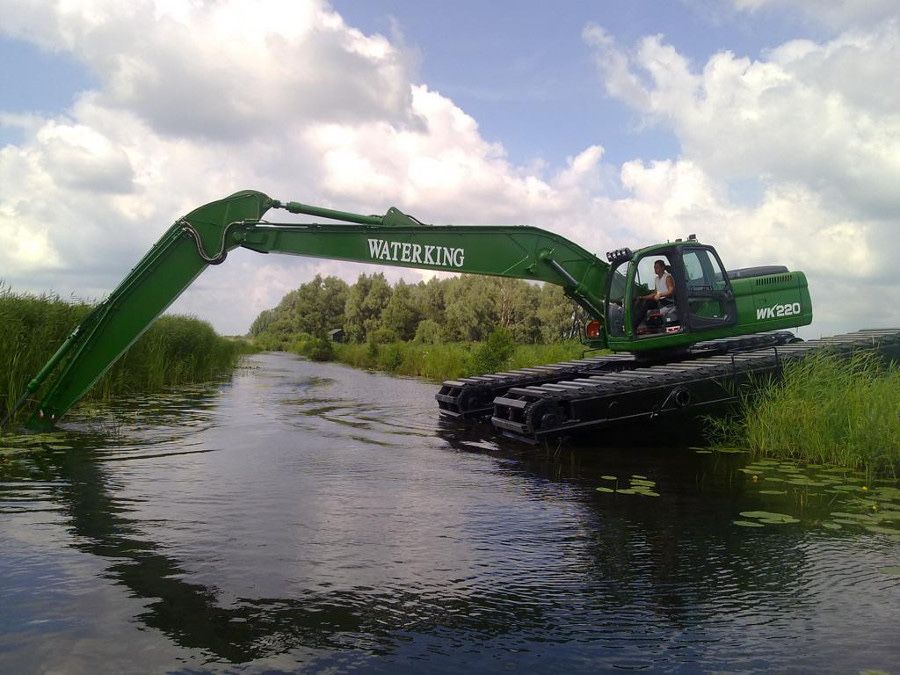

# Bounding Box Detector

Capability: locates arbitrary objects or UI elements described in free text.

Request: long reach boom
[19,190,610,429]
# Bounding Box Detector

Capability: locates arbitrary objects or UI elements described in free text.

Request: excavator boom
[21,190,610,429]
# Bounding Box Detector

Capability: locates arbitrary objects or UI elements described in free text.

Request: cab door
[680,247,737,330]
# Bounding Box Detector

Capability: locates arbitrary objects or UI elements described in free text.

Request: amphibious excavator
[9,190,897,441]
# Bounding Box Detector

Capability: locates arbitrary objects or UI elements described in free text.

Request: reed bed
[330,338,585,382]
[713,351,899,476]
[1,286,251,428]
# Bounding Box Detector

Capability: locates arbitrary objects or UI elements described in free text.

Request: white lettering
[756,303,803,320]
[365,238,465,268]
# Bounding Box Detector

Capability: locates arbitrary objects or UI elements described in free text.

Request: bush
[413,319,443,344]
[470,327,516,374]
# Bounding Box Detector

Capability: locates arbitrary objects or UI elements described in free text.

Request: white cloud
[0,0,896,339]
[733,0,899,29]
[584,19,900,335]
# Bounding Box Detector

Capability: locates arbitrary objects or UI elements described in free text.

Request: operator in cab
[641,260,675,304]
[634,259,676,333]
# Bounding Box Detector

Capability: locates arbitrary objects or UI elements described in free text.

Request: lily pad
[733,520,765,527]
[821,522,842,530]
[739,510,800,524]
[759,490,787,495]
[694,450,713,454]
[596,487,615,493]
[878,566,900,576]
[864,525,900,537]
[601,475,617,481]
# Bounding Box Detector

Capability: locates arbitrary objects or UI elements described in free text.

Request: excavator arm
[19,190,610,430]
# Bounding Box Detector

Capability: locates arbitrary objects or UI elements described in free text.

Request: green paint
[19,190,813,429]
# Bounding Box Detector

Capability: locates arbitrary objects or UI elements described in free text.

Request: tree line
[249,273,583,349]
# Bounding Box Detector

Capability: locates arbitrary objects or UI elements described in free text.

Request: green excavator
[11,189,825,438]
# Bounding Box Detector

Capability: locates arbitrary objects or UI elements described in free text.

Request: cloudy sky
[1,0,897,337]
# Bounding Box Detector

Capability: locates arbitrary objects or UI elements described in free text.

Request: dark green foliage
[471,328,516,374]
[334,340,584,381]
[344,273,392,343]
[413,319,443,344]
[258,275,348,349]
[251,273,580,349]
[1,286,249,427]
[380,280,422,340]
[288,334,334,362]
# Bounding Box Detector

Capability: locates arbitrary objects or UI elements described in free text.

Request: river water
[1,352,898,673]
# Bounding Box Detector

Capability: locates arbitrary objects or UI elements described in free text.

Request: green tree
[495,278,541,343]
[443,275,498,341]
[537,283,578,342]
[343,273,392,342]
[381,280,423,340]
[251,275,348,348]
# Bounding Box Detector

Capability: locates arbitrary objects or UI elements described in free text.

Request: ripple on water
[0,353,898,672]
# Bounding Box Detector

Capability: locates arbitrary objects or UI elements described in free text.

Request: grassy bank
[336,340,587,380]
[711,351,899,477]
[284,331,588,382]
[1,287,253,428]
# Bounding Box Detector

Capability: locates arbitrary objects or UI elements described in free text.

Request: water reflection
[1,353,897,672]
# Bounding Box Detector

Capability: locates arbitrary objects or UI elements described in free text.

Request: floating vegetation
[739,510,801,524]
[717,455,900,536]
[0,432,78,459]
[733,520,765,528]
[596,475,660,498]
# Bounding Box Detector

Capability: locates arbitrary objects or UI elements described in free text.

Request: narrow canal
[1,352,897,672]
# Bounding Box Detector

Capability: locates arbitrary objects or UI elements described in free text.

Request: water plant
[708,351,899,477]
[329,337,585,382]
[0,286,251,430]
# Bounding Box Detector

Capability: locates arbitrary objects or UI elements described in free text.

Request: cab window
[606,260,629,337]
[683,248,733,322]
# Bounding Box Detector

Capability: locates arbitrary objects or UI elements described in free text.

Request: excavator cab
[602,238,739,353]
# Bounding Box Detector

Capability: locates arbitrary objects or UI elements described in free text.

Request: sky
[1,0,898,338]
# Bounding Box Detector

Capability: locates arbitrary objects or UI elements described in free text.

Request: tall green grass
[1,286,252,428]
[330,338,586,381]
[711,351,899,476]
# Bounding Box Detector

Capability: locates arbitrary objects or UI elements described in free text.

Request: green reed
[712,351,899,476]
[330,339,586,381]
[1,286,251,428]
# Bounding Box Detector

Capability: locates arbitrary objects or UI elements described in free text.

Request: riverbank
[710,351,899,477]
[286,330,898,476]
[0,287,253,429]
[294,333,587,381]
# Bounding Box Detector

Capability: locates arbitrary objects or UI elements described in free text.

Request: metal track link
[435,354,635,418]
[489,329,900,442]
[435,330,798,419]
